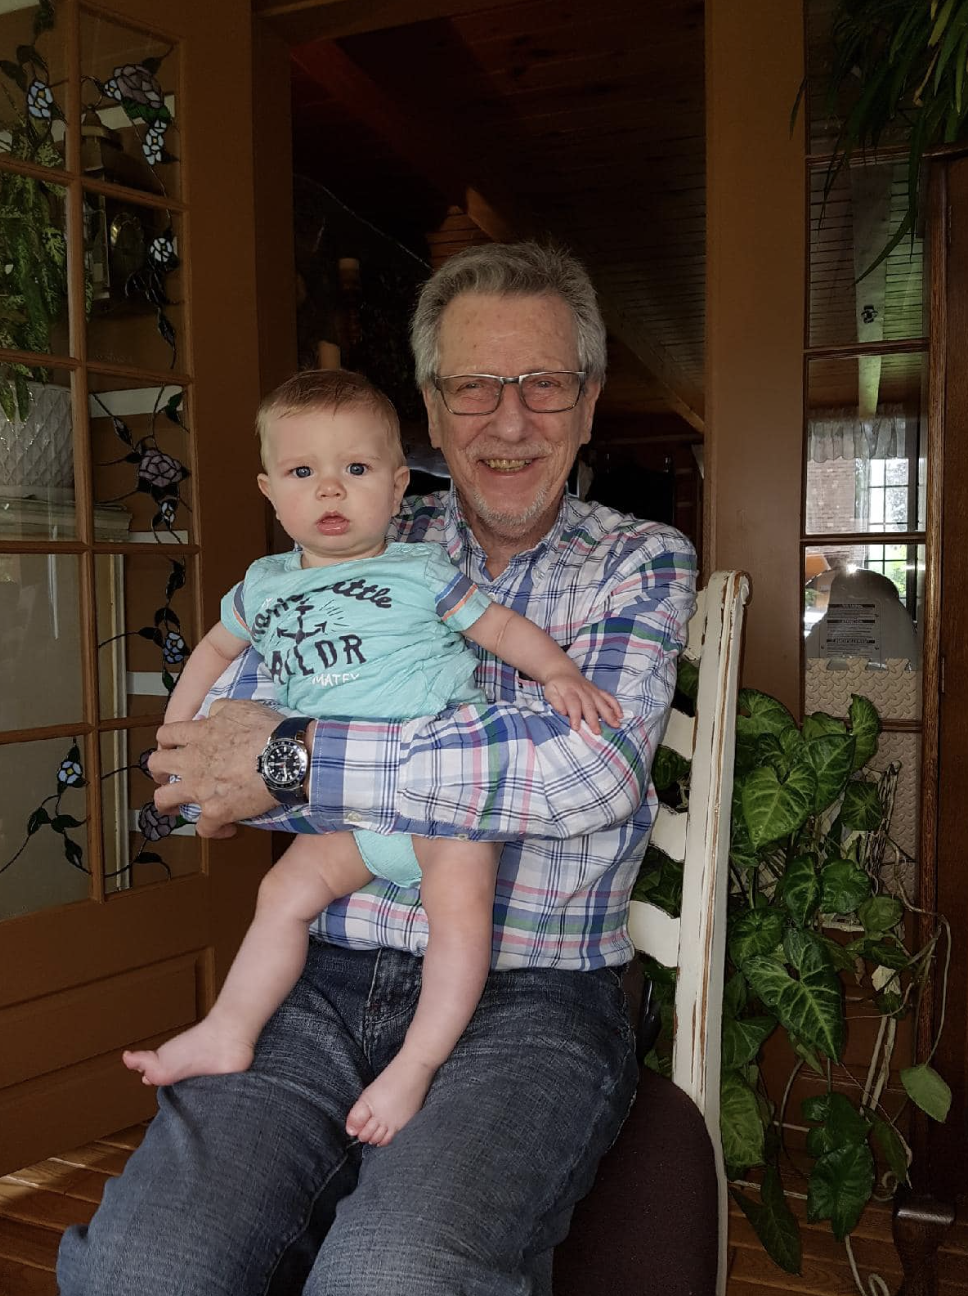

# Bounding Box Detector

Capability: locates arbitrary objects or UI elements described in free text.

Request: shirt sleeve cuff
[305,716,404,834]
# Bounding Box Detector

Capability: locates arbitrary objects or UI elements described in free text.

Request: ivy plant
[635,681,950,1290]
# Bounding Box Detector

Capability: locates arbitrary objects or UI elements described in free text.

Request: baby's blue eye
[347,462,367,476]
[292,465,312,478]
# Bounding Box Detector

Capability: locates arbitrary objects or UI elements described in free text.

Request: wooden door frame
[0,0,278,1176]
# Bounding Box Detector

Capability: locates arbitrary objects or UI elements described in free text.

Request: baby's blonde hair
[256,369,404,468]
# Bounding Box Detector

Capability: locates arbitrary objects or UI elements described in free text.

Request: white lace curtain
[808,404,910,463]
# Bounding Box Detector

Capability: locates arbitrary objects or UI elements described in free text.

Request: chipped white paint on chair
[628,569,750,1296]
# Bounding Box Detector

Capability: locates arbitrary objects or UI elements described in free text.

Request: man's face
[423,292,600,553]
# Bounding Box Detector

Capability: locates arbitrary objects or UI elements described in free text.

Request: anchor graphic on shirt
[267,598,366,686]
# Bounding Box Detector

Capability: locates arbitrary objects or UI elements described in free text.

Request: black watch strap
[272,714,311,742]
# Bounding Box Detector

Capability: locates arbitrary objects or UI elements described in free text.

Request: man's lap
[58,940,637,1296]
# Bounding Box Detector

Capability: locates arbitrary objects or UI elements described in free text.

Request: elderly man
[58,242,696,1295]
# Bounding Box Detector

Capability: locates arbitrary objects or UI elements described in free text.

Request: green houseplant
[636,681,950,1291]
[811,0,968,273]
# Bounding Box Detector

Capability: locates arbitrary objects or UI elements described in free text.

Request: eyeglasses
[433,371,587,416]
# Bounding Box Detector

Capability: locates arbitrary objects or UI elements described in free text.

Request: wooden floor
[1,1127,966,1294]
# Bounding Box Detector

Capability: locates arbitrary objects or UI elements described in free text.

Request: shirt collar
[442,486,572,583]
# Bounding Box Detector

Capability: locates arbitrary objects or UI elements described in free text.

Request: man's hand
[148,699,282,837]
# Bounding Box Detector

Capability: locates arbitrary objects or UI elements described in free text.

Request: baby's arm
[165,623,249,723]
[463,603,622,734]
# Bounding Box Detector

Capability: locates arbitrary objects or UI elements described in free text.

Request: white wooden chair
[555,569,751,1296]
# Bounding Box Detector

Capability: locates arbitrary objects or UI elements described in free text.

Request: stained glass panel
[100,724,200,894]
[96,548,194,721]
[0,735,89,919]
[80,11,180,200]
[85,202,185,371]
[88,370,192,542]
[0,1,65,169]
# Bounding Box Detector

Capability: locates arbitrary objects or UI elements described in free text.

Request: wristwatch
[256,715,311,806]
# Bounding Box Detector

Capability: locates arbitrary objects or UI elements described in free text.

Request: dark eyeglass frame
[433,370,587,415]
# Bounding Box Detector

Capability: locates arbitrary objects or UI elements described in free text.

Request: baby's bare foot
[345,1054,437,1146]
[123,1019,254,1086]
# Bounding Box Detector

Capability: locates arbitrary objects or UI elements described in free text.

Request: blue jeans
[57,941,637,1295]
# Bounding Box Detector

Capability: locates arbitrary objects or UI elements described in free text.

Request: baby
[123,369,621,1146]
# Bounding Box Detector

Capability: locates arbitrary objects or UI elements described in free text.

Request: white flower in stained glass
[143,135,163,165]
[148,232,176,267]
[26,79,54,120]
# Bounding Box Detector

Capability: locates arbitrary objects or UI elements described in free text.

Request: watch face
[261,738,306,789]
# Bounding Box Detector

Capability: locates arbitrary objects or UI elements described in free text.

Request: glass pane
[806,353,926,536]
[0,367,76,538]
[101,724,199,893]
[96,550,194,721]
[804,543,924,722]
[0,736,89,919]
[806,0,912,156]
[86,202,185,371]
[80,12,181,200]
[0,165,70,377]
[89,371,192,541]
[809,161,924,348]
[869,730,919,880]
[0,1,67,169]
[0,552,83,730]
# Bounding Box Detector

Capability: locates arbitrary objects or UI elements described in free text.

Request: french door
[0,0,273,1173]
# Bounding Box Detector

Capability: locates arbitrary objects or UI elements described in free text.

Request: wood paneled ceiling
[257,0,925,436]
[256,0,707,436]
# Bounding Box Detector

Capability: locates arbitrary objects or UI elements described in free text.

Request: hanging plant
[814,0,968,275]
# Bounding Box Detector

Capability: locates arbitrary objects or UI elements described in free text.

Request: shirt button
[455,833,469,841]
[346,812,362,824]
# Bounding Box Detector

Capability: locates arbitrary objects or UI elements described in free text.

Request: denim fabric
[57,941,637,1296]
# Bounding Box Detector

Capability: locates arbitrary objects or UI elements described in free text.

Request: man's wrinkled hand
[148,699,283,837]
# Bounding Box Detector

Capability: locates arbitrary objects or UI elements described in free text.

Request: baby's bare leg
[346,838,499,1146]
[123,833,372,1085]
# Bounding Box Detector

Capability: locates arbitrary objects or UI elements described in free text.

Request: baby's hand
[543,672,623,735]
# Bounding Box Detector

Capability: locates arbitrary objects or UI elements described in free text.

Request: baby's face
[258,409,410,567]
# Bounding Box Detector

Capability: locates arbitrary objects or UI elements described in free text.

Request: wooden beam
[705,0,805,714]
[291,38,705,431]
[252,0,512,45]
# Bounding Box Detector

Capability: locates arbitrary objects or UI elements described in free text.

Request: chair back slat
[661,707,695,759]
[626,900,679,968]
[649,803,687,858]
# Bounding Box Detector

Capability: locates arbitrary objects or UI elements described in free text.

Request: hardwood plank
[91,1123,147,1153]
[729,1243,892,1295]
[0,1217,61,1270]
[0,1182,96,1231]
[0,1258,58,1295]
[3,1161,112,1205]
[53,1144,130,1176]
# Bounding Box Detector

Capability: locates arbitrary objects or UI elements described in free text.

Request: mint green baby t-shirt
[220,542,491,720]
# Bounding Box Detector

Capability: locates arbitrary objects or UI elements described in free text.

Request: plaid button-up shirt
[204,489,697,970]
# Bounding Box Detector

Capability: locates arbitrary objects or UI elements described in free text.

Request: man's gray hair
[410,242,607,388]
